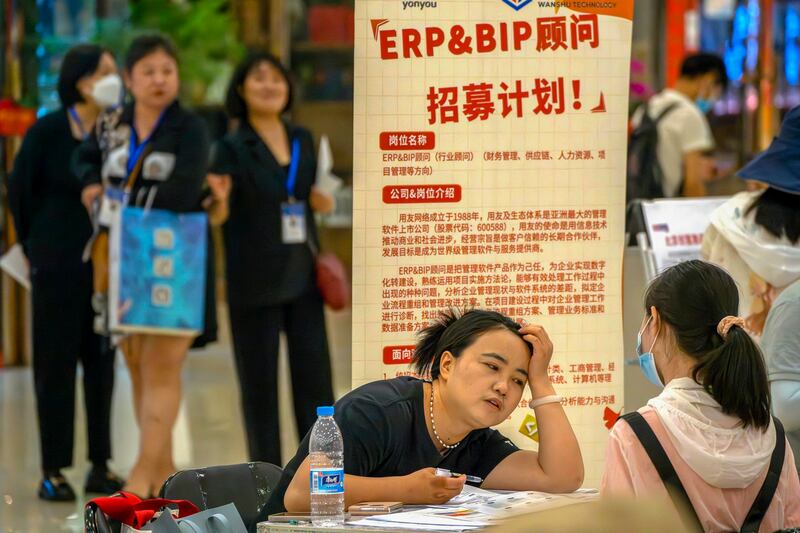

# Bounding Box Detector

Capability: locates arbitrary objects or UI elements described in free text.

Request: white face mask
[91,74,123,108]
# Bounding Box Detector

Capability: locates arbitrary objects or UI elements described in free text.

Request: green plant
[97,0,245,105]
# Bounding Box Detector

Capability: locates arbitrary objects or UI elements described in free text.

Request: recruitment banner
[352,0,634,486]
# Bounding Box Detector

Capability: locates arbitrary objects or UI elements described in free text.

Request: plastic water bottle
[309,405,345,527]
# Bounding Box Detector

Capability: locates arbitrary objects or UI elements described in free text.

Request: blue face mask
[696,98,714,114]
[636,315,663,388]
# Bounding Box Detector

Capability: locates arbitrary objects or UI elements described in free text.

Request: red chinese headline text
[378,14,599,59]
[427,78,596,124]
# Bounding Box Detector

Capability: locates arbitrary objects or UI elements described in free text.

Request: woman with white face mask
[601,260,800,532]
[8,44,124,501]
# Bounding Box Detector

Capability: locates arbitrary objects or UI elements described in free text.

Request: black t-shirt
[262,377,520,518]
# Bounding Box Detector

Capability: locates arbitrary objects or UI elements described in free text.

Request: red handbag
[86,491,199,528]
[315,251,350,311]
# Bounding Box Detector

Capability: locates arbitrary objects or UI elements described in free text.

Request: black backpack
[626,101,680,205]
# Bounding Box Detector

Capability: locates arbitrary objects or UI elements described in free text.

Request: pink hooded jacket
[602,378,800,532]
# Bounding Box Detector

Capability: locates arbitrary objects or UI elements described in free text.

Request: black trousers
[31,265,115,471]
[229,287,335,466]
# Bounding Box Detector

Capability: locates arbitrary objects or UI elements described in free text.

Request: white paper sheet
[0,244,30,290]
[349,519,481,531]
[349,507,490,529]
[350,488,601,530]
[446,484,497,505]
[315,134,343,197]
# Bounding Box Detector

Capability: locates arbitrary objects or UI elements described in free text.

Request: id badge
[281,201,307,244]
[142,152,176,181]
[98,188,128,227]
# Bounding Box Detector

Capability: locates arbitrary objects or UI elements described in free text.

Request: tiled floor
[0,306,353,532]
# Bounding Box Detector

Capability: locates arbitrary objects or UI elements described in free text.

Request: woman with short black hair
[262,309,583,520]
[209,51,335,466]
[9,43,124,501]
[73,34,211,497]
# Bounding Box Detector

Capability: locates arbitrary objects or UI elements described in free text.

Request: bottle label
[310,467,345,494]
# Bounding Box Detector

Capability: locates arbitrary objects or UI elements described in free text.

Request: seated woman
[602,260,800,533]
[264,309,583,517]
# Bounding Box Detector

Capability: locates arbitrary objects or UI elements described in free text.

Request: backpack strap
[621,412,704,533]
[740,417,786,533]
[653,101,681,124]
[123,143,153,193]
[632,100,679,126]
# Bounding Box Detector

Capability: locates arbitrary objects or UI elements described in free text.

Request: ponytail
[412,308,525,379]
[645,260,772,431]
[691,326,771,429]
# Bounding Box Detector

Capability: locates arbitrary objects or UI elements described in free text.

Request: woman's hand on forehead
[519,323,554,387]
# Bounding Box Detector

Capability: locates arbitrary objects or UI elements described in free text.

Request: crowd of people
[8,35,800,532]
[9,35,335,501]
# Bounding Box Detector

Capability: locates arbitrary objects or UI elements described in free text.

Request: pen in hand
[435,467,483,484]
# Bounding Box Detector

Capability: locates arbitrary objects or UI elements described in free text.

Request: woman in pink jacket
[602,260,800,533]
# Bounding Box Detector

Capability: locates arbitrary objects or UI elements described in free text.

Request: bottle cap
[317,405,334,417]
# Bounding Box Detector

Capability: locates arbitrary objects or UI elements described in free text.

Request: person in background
[632,53,727,197]
[702,105,800,332]
[209,52,335,466]
[762,277,800,474]
[705,106,800,472]
[602,260,800,532]
[266,309,583,521]
[8,43,124,501]
[73,34,210,497]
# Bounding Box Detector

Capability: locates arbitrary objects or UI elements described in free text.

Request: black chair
[84,462,283,533]
[159,462,283,530]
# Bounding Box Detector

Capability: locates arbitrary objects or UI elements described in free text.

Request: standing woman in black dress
[8,44,124,501]
[74,35,210,496]
[210,52,335,465]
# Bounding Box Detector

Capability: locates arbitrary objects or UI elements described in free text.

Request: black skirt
[191,225,218,349]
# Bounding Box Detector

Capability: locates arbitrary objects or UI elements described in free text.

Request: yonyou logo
[502,0,533,10]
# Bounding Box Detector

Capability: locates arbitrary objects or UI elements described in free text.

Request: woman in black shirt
[73,35,210,497]
[209,52,335,465]
[8,44,124,501]
[269,309,584,516]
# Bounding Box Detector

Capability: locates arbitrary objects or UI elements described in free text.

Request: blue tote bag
[109,206,207,335]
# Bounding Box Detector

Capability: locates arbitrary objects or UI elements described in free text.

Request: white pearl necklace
[429,381,461,450]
